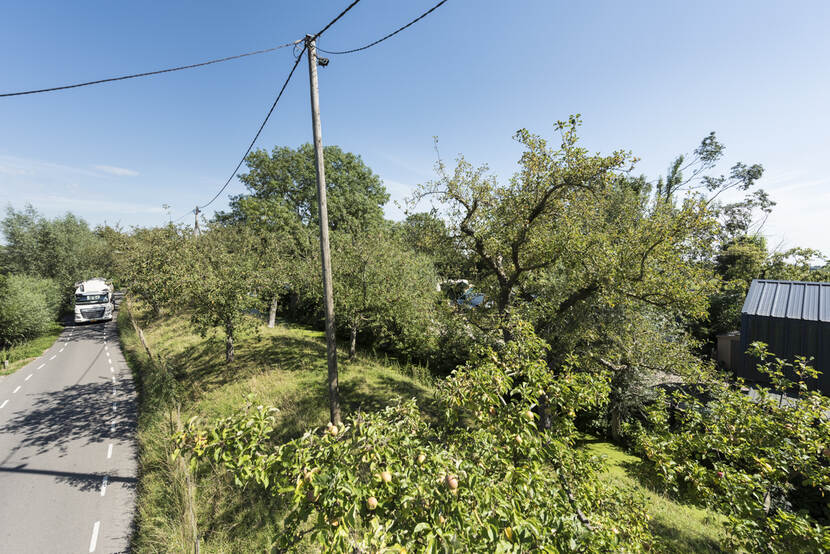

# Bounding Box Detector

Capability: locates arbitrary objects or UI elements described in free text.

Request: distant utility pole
[193,206,200,237]
[305,34,341,426]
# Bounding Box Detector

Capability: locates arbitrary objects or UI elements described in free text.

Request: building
[738,279,830,395]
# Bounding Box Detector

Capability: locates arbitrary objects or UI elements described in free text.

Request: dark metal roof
[741,279,830,322]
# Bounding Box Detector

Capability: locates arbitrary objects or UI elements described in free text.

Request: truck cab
[74,278,114,324]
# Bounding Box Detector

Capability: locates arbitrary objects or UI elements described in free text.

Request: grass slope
[119,306,434,552]
[582,438,727,553]
[119,306,727,553]
[1,322,63,376]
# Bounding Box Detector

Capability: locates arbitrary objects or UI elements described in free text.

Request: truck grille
[81,308,105,319]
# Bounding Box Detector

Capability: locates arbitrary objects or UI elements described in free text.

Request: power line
[0,40,302,98]
[318,0,448,55]
[196,44,307,212]
[313,0,364,39]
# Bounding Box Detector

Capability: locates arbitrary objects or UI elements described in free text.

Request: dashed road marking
[25,374,32,381]
[0,400,7,409]
[37,363,45,369]
[49,355,56,361]
[89,521,100,552]
[59,347,64,352]
[107,443,113,459]
[13,386,21,394]
[100,475,108,496]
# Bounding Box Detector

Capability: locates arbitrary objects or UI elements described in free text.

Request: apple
[381,471,392,484]
[716,471,724,479]
[367,496,378,510]
[445,475,458,490]
[416,453,426,465]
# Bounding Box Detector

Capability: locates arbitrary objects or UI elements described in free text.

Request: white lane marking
[49,355,56,360]
[0,400,8,409]
[59,348,64,352]
[37,363,45,369]
[13,386,21,394]
[109,367,114,373]
[111,376,116,383]
[112,403,117,412]
[106,352,110,358]
[112,388,117,396]
[100,475,108,496]
[89,521,100,552]
[107,443,113,459]
[25,374,32,381]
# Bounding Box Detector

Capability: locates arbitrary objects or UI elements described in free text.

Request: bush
[176,321,654,551]
[0,274,62,347]
[631,344,830,552]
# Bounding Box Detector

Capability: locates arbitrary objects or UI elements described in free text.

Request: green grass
[119,304,728,553]
[118,306,435,553]
[581,438,727,553]
[0,323,63,376]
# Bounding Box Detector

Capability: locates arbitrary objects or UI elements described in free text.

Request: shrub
[631,344,830,552]
[0,274,62,347]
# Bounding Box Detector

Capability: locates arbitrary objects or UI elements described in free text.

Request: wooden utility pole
[193,206,200,237]
[305,34,341,425]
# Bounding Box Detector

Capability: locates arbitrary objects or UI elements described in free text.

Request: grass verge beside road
[0,322,63,376]
[119,303,727,552]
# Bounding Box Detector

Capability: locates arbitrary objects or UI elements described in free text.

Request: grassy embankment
[119,304,726,553]
[0,322,63,376]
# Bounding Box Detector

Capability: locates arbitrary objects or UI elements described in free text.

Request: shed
[739,279,830,395]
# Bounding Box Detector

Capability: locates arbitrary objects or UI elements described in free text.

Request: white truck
[74,278,114,324]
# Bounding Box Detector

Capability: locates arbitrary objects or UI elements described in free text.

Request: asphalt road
[0,313,137,553]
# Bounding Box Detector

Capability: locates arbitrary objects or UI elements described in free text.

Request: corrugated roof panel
[741,280,763,314]
[804,283,820,321]
[771,282,791,318]
[787,283,805,319]
[743,279,830,321]
[757,281,777,317]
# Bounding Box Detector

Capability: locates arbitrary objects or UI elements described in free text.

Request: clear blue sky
[1,1,828,255]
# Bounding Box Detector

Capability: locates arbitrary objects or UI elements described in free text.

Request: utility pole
[193,206,200,237]
[305,34,341,425]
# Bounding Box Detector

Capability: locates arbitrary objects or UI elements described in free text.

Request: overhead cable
[196,44,307,211]
[318,0,448,55]
[0,40,302,98]
[313,0,364,39]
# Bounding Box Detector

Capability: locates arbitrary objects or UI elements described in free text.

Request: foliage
[217,144,389,234]
[0,274,62,348]
[113,224,190,316]
[181,225,263,364]
[296,224,439,360]
[176,321,654,551]
[631,344,830,552]
[0,205,111,306]
[398,212,469,279]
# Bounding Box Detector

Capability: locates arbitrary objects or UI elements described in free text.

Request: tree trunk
[349,321,358,360]
[268,295,278,328]
[225,321,234,364]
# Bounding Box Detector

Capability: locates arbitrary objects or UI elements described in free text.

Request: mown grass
[119,305,728,552]
[0,322,63,376]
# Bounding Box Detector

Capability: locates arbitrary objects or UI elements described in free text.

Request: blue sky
[1,1,828,255]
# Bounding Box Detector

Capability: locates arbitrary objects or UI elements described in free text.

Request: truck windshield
[76,293,108,304]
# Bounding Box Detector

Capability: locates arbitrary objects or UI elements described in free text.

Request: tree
[114,225,190,316]
[217,144,389,234]
[397,211,469,279]
[182,225,262,364]
[1,205,111,306]
[297,225,439,360]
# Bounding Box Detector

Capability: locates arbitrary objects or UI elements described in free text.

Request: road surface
[0,313,137,553]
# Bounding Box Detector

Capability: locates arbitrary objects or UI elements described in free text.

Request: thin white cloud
[1,194,164,215]
[92,165,139,177]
